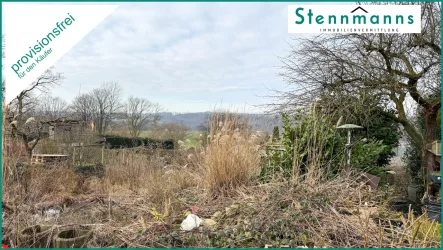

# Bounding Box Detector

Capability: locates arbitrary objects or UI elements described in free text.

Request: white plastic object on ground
[180,214,203,231]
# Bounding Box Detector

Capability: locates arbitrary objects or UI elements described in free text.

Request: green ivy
[350,140,388,176]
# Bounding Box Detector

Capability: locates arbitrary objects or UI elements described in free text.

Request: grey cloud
[51,2,296,112]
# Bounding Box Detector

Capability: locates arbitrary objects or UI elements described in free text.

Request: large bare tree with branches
[4,69,64,158]
[71,93,95,124]
[36,94,69,120]
[70,82,123,135]
[124,96,161,137]
[90,81,123,135]
[277,2,441,147]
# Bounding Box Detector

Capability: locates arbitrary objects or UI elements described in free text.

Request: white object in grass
[180,214,203,231]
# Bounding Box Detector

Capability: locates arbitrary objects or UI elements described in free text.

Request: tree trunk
[424,108,440,144]
[26,147,33,159]
[421,107,440,201]
[22,136,33,160]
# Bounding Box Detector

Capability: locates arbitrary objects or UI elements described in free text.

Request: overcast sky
[3,2,334,113]
[43,2,300,113]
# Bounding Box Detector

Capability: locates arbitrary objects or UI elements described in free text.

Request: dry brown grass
[203,112,261,196]
[52,172,441,248]
[27,166,79,201]
[104,148,201,204]
[3,157,441,248]
[2,110,441,249]
[2,163,78,203]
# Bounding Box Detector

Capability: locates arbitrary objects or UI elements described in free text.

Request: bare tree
[36,94,69,120]
[70,82,123,135]
[276,2,441,147]
[124,96,161,137]
[71,93,95,123]
[90,82,123,135]
[5,69,64,158]
[4,26,60,159]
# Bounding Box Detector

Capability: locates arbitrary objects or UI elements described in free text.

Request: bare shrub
[203,112,261,196]
[28,166,78,200]
[3,164,78,205]
[104,149,154,190]
[104,149,200,204]
[124,96,161,138]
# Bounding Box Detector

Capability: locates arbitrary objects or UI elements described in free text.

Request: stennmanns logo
[288,4,421,34]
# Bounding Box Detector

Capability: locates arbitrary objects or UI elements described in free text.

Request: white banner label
[3,4,119,103]
[288,5,421,34]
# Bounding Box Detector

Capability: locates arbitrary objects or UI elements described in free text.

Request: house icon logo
[351,6,368,14]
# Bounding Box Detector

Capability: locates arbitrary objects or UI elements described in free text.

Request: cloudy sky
[47,2,302,113]
[3,2,321,112]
